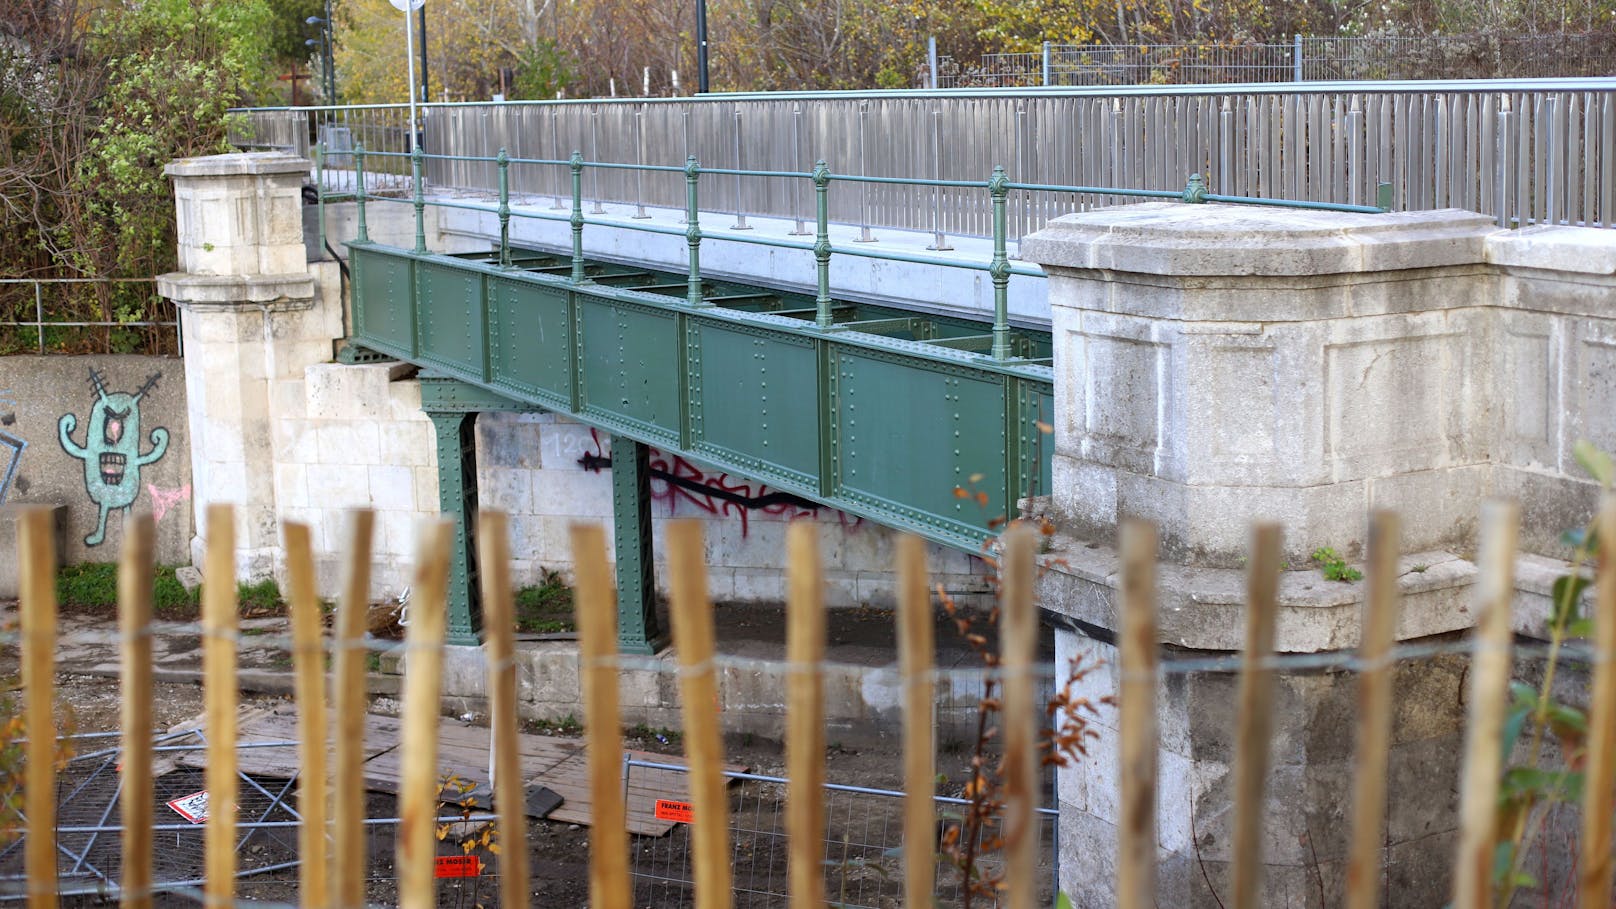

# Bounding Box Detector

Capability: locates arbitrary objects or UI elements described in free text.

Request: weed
[236,578,283,614]
[514,568,574,634]
[56,563,199,619]
[1310,547,1363,583]
[531,713,583,737]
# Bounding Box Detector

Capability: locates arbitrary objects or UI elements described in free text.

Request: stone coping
[165,151,310,178]
[1036,528,1575,653]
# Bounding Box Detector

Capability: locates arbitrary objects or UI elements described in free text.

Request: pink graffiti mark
[578,428,860,537]
[146,483,191,522]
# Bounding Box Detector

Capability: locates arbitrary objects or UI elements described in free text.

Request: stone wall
[0,354,193,566]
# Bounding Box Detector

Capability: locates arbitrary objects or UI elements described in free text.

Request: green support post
[989,165,1013,361]
[570,151,588,284]
[610,435,664,654]
[496,147,511,268]
[428,410,481,646]
[412,143,427,254]
[685,156,706,307]
[813,160,833,328]
[353,143,368,243]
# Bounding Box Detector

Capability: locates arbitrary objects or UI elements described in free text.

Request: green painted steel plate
[577,297,681,444]
[687,318,820,490]
[352,247,415,357]
[488,276,573,408]
[415,260,485,379]
[829,348,1009,539]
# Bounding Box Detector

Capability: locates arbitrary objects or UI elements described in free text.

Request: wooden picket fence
[7,497,1616,906]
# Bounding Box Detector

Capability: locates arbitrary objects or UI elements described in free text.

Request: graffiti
[146,483,192,523]
[577,429,860,537]
[59,369,170,546]
[0,389,24,504]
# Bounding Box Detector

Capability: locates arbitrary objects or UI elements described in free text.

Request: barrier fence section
[6,494,1616,905]
[235,80,1616,238]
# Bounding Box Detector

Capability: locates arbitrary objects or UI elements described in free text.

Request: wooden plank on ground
[176,707,742,836]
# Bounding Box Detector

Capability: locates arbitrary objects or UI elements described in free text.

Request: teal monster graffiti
[59,369,169,546]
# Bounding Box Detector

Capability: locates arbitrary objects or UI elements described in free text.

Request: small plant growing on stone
[1311,547,1363,582]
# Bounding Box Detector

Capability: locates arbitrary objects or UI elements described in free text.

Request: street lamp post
[304,11,336,104]
[389,0,427,151]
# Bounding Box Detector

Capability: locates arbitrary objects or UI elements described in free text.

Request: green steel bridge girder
[363,242,1055,648]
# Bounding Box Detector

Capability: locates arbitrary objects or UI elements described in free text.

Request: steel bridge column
[611,435,664,655]
[427,409,481,646]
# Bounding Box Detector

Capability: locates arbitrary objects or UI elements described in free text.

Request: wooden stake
[999,526,1039,909]
[397,519,453,909]
[1117,518,1159,909]
[1578,496,1616,909]
[1345,511,1401,909]
[19,506,58,909]
[479,511,532,909]
[202,503,239,908]
[1452,501,1517,909]
[1231,523,1282,909]
[332,510,374,909]
[118,513,156,909]
[785,522,826,909]
[570,521,631,909]
[665,519,732,909]
[896,534,935,908]
[284,521,330,909]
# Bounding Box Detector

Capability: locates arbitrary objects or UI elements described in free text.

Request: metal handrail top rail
[230,75,1616,113]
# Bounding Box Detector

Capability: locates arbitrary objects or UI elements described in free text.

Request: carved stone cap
[1021,202,1498,277]
[164,152,311,179]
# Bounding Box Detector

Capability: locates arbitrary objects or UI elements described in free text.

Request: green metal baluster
[813,160,833,328]
[685,156,705,307]
[990,166,1013,361]
[496,147,511,268]
[411,142,426,253]
[570,151,587,283]
[354,143,368,243]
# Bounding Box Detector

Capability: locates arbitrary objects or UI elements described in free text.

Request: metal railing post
[679,108,692,225]
[34,281,44,353]
[353,143,369,243]
[856,101,875,242]
[633,106,650,219]
[549,110,565,210]
[989,166,1012,361]
[570,151,588,283]
[813,160,833,329]
[929,37,941,89]
[685,156,706,307]
[790,103,810,235]
[411,143,426,253]
[496,147,511,267]
[1011,100,1027,255]
[928,110,952,251]
[731,110,751,230]
[315,142,328,255]
[1496,108,1513,228]
[1293,34,1303,81]
[1042,41,1052,86]
[589,111,605,215]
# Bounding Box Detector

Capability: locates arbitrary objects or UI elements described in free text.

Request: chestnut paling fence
[4,497,1616,906]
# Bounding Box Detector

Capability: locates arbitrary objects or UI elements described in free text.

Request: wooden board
[175,707,743,837]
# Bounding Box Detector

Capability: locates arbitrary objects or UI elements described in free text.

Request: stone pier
[1022,204,1616,906]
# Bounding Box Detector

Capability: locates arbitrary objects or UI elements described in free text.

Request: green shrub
[514,569,574,634]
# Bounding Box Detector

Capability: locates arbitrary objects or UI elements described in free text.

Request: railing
[0,277,179,356]
[234,79,1616,236]
[940,33,1616,87]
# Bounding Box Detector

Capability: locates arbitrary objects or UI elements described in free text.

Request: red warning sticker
[654,799,694,823]
[166,790,210,824]
[434,855,483,879]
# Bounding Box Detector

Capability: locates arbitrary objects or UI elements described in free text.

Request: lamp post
[695,0,709,92]
[389,0,426,151]
[303,11,336,104]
